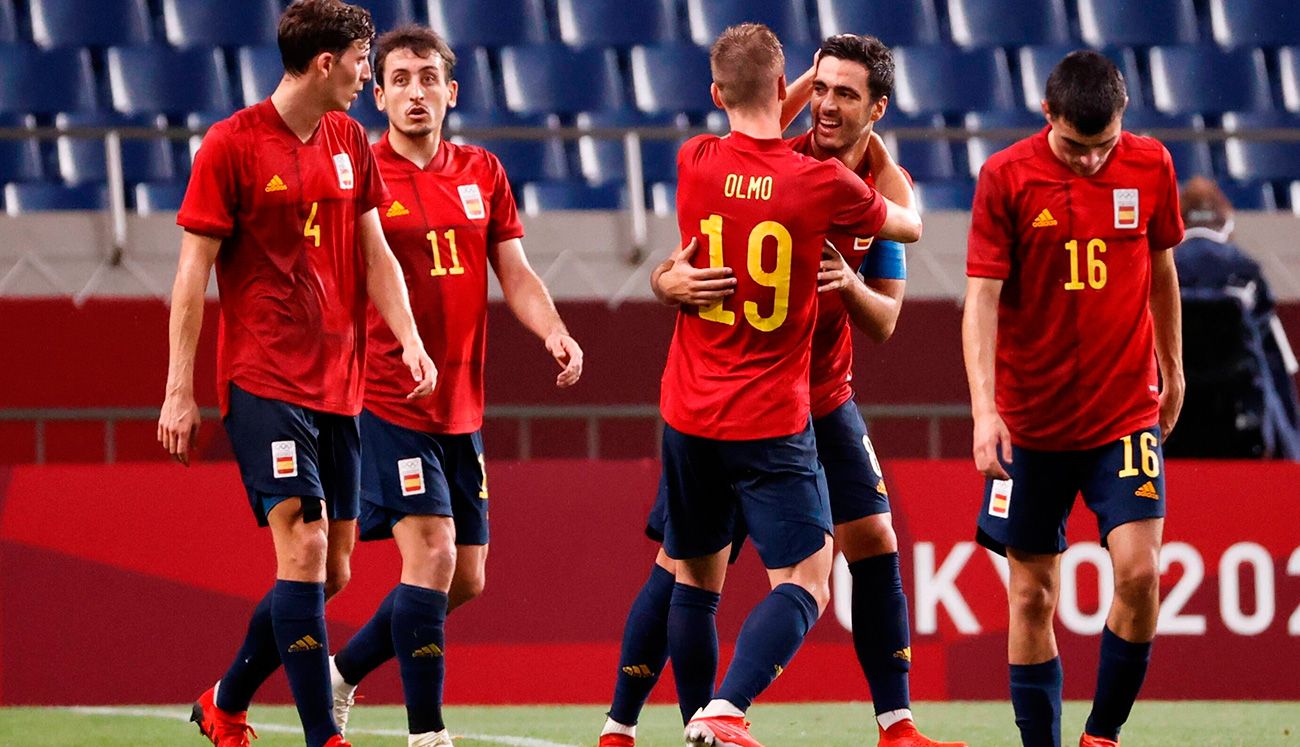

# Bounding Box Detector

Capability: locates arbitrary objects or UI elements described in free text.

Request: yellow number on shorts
[427,229,466,277]
[1064,238,1108,291]
[303,201,321,247]
[697,214,793,332]
[1118,432,1160,478]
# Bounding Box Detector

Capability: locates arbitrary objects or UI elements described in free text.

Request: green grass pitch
[0,702,1294,746]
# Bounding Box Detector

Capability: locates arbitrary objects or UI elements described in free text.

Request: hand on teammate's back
[546,333,584,388]
[403,345,438,399]
[158,390,201,466]
[656,238,737,306]
[817,241,858,293]
[972,411,1013,480]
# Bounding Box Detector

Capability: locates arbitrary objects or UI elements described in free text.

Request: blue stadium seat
[1124,111,1213,178]
[576,111,684,184]
[521,181,623,213]
[1078,0,1199,47]
[449,47,496,113]
[163,0,279,47]
[351,0,415,33]
[1224,111,1300,180]
[56,112,174,185]
[947,0,1069,48]
[0,113,40,183]
[892,46,1015,114]
[782,42,820,88]
[1150,46,1271,114]
[964,110,1043,178]
[1281,47,1300,111]
[631,43,714,116]
[815,0,940,46]
[686,0,810,46]
[1219,180,1277,210]
[500,45,623,115]
[237,46,281,107]
[876,112,955,181]
[348,99,388,133]
[426,0,547,48]
[29,0,150,48]
[135,182,188,214]
[107,47,232,116]
[914,179,975,211]
[556,0,675,46]
[1210,0,1300,48]
[1019,45,1145,110]
[451,114,567,184]
[0,45,96,115]
[650,181,676,215]
[0,0,14,43]
[4,182,107,214]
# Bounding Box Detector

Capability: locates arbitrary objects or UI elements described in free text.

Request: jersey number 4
[698,214,792,332]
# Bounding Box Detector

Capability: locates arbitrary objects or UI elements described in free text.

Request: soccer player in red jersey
[654,24,918,747]
[963,51,1184,747]
[157,3,435,746]
[319,26,583,746]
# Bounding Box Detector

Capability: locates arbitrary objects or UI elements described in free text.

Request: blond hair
[710,23,784,111]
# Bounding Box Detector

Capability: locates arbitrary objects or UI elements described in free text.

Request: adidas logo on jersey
[286,635,322,653]
[412,643,444,658]
[1032,208,1057,227]
[386,200,410,217]
[265,174,287,193]
[621,664,654,679]
[1135,481,1160,500]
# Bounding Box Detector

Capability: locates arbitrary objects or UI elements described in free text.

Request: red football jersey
[363,135,524,434]
[661,132,888,440]
[967,128,1184,450]
[178,100,386,416]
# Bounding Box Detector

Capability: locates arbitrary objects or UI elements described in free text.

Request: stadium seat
[348,99,388,133]
[521,181,623,213]
[876,112,955,181]
[1124,111,1213,178]
[0,45,97,115]
[815,0,940,46]
[1223,111,1300,181]
[555,0,675,46]
[107,47,232,116]
[576,111,684,185]
[162,0,279,47]
[29,0,150,48]
[237,46,281,107]
[685,0,810,46]
[1218,180,1277,211]
[947,0,1069,48]
[0,0,14,43]
[914,179,976,211]
[1150,46,1271,114]
[500,45,623,115]
[1210,0,1300,48]
[650,181,676,215]
[1078,0,1199,47]
[1292,181,1300,215]
[0,113,41,183]
[964,110,1043,178]
[56,112,174,185]
[1280,47,1300,111]
[1019,45,1145,110]
[450,114,567,184]
[782,42,821,88]
[631,43,714,116]
[350,0,416,33]
[425,0,547,48]
[892,46,1015,114]
[4,182,107,214]
[448,47,495,113]
[135,182,188,215]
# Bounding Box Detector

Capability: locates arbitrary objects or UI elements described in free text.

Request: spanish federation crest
[1113,188,1138,229]
[458,184,486,220]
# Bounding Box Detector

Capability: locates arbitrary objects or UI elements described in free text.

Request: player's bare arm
[488,237,584,388]
[157,230,222,466]
[818,243,906,343]
[650,237,737,307]
[962,276,1012,479]
[358,207,437,399]
[1148,248,1185,440]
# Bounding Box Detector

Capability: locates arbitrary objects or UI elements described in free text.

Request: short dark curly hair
[1045,50,1128,136]
[278,0,375,76]
[374,24,457,87]
[818,34,895,101]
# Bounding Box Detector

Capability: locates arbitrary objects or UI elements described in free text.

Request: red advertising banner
[0,459,1296,705]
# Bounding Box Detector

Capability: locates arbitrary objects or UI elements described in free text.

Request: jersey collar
[376,130,452,173]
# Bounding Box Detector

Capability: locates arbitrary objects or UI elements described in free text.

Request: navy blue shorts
[357,409,489,545]
[223,383,361,527]
[815,400,892,524]
[660,420,832,570]
[977,426,1167,556]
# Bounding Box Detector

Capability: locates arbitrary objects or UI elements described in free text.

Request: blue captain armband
[858,239,907,281]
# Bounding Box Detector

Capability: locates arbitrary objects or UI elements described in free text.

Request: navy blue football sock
[271,580,337,746]
[849,553,912,714]
[715,583,819,713]
[216,589,280,713]
[391,584,449,735]
[334,586,398,685]
[1010,657,1063,747]
[667,582,721,724]
[1085,627,1152,740]
[608,564,675,726]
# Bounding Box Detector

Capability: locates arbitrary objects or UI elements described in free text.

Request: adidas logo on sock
[893,646,912,662]
[412,643,444,658]
[286,635,322,653]
[1135,481,1159,499]
[621,664,654,678]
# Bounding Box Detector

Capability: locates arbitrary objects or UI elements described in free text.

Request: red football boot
[323,736,352,747]
[684,711,764,747]
[878,719,968,747]
[1079,734,1119,747]
[190,685,258,746]
[597,734,636,747]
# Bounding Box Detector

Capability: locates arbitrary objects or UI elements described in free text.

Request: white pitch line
[66,706,581,747]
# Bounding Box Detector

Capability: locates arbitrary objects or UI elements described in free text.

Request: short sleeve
[966,162,1014,279]
[1147,146,1185,252]
[486,153,524,246]
[177,124,238,238]
[826,160,887,238]
[352,122,387,214]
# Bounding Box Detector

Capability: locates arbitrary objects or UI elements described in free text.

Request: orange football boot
[1079,734,1119,747]
[684,711,764,747]
[878,719,968,747]
[190,685,257,746]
